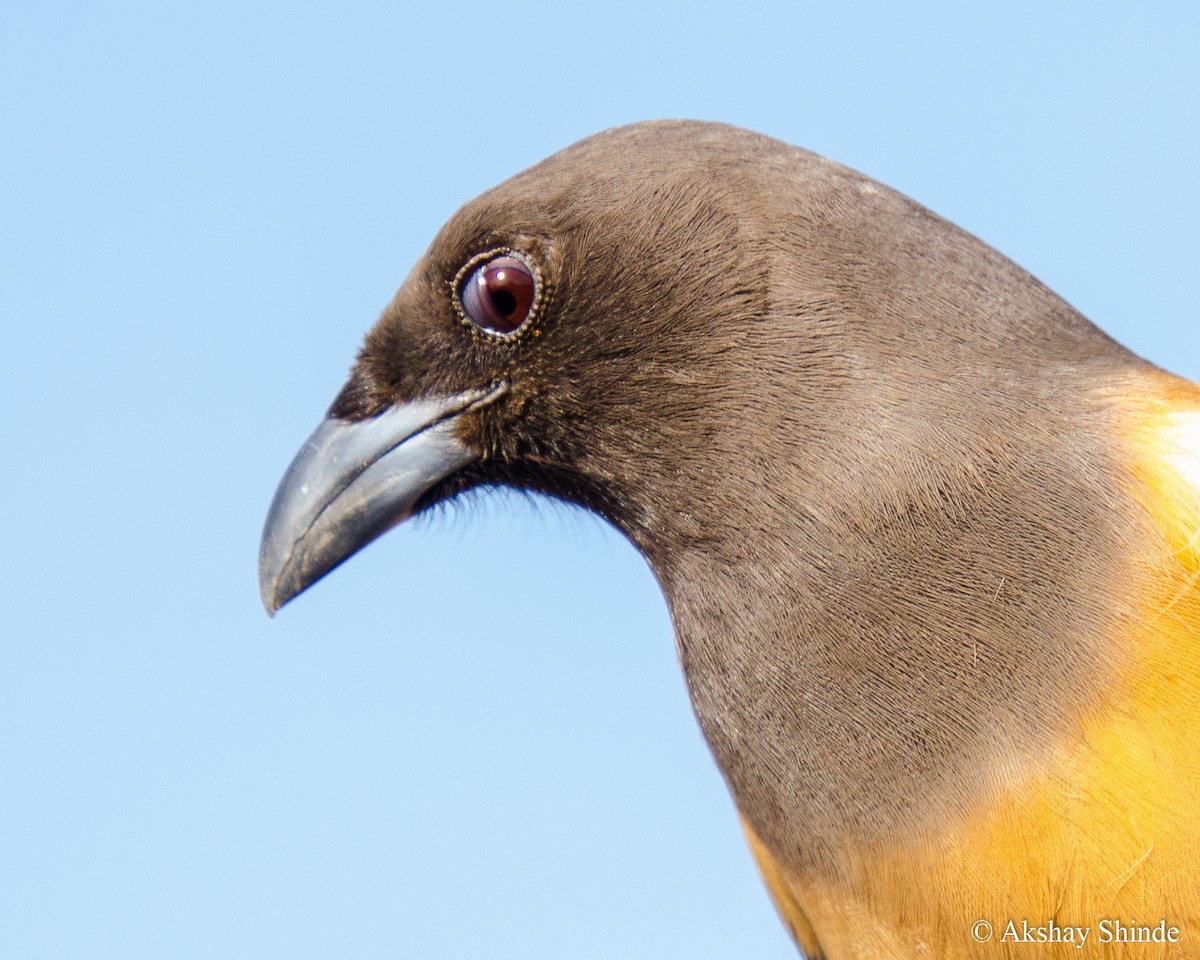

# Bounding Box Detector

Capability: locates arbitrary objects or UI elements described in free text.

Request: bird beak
[259,383,506,615]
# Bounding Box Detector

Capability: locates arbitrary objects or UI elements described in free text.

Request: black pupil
[490,289,518,317]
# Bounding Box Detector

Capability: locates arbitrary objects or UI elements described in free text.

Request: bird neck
[640,365,1172,879]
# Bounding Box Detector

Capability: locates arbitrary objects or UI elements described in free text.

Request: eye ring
[453,249,543,340]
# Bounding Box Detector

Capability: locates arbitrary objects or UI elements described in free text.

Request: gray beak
[259,384,505,615]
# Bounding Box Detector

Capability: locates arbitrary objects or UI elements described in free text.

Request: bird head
[259,122,830,614]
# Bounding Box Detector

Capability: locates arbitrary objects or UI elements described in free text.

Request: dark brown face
[259,123,771,613]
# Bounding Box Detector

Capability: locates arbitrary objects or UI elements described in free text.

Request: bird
[259,121,1200,958]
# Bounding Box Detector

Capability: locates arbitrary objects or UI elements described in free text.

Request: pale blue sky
[2,2,1197,958]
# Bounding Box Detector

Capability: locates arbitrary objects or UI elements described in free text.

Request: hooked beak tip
[257,384,507,615]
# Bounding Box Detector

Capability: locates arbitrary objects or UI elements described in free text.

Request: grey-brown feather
[337,121,1161,885]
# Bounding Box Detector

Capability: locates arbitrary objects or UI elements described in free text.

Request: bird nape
[259,121,1200,959]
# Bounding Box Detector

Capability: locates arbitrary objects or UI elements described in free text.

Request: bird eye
[459,254,538,336]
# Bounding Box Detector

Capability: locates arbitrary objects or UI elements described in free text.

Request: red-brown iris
[459,254,537,335]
